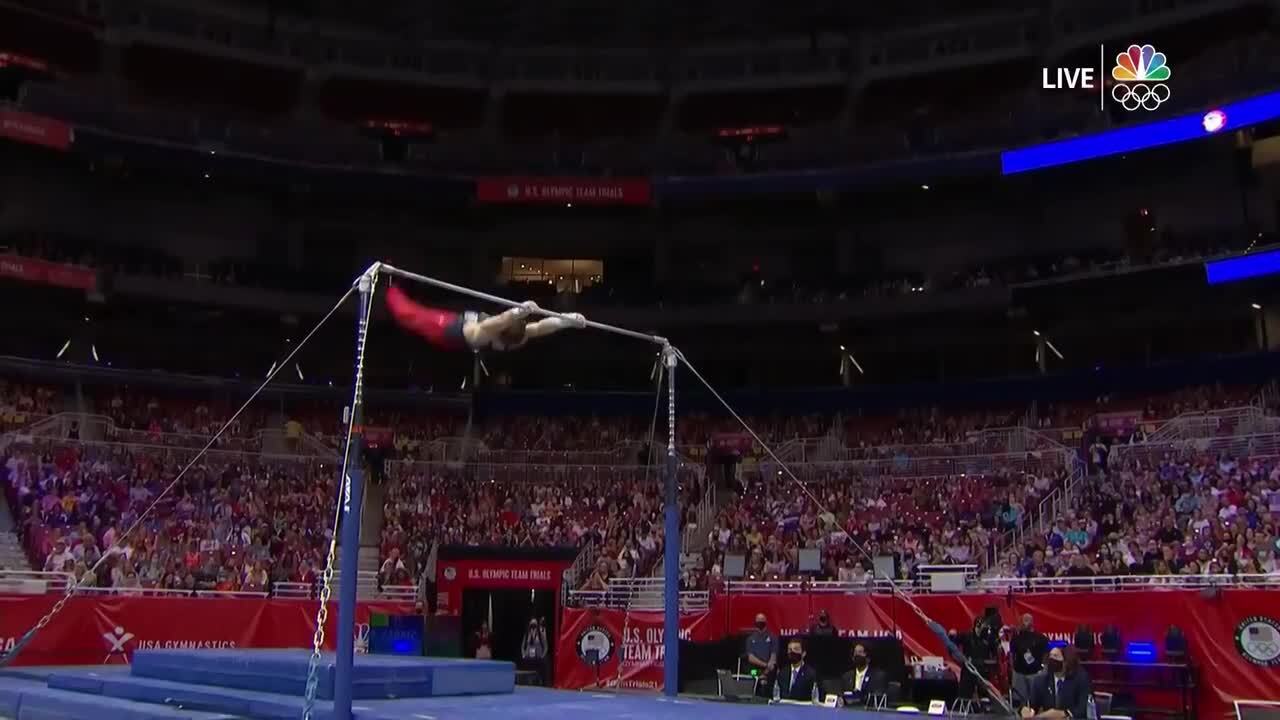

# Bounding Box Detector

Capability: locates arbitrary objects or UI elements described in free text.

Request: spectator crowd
[2,376,1279,602]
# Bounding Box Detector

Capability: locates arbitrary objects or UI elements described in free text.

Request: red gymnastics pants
[385,285,468,351]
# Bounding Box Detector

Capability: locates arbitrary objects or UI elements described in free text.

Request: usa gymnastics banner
[0,596,414,666]
[474,177,651,206]
[556,590,1280,718]
[0,109,73,151]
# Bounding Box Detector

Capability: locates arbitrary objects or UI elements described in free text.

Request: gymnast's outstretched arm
[524,312,586,339]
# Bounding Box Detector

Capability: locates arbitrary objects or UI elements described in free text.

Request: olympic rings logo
[1247,640,1279,658]
[1111,82,1170,111]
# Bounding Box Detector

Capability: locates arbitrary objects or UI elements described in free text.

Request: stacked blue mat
[1,649,515,720]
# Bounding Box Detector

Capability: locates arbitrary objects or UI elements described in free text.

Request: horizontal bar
[377,263,668,346]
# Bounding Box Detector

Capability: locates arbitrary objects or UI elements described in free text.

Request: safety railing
[808,426,1070,463]
[1144,405,1278,443]
[682,477,718,552]
[0,570,74,595]
[759,448,1073,482]
[569,577,710,611]
[0,571,419,600]
[563,539,598,598]
[4,431,708,490]
[1109,430,1280,466]
[73,586,271,599]
[9,570,1276,602]
[50,415,704,468]
[696,573,1280,597]
[388,459,705,487]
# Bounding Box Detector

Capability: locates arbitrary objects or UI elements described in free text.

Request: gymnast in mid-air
[385,285,586,352]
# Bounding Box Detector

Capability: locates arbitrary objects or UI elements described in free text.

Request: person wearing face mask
[840,642,887,705]
[745,613,778,694]
[775,639,818,702]
[1022,646,1091,719]
[1010,613,1048,708]
[809,610,838,637]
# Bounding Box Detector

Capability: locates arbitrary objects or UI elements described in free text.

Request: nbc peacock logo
[1110,44,1171,112]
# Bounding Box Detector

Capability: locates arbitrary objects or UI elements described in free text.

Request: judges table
[682,634,966,705]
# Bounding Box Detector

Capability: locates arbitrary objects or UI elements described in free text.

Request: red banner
[475,177,651,206]
[435,558,572,615]
[556,608,714,691]
[1093,410,1146,434]
[0,52,49,72]
[0,254,96,291]
[709,433,754,455]
[0,595,414,666]
[556,591,1280,718]
[0,110,72,151]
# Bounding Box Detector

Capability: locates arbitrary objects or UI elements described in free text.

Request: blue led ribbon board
[1205,248,1280,285]
[1001,89,1280,175]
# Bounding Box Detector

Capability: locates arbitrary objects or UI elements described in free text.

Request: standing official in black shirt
[1010,613,1048,708]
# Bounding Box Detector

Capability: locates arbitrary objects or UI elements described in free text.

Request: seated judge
[1020,646,1092,719]
[776,639,819,702]
[840,642,888,704]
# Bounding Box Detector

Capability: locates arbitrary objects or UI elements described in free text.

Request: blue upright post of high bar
[333,270,373,720]
[662,346,680,697]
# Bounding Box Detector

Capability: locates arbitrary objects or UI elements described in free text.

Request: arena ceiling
[222,0,1029,47]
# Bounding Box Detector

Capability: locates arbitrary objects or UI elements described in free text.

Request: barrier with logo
[0,595,414,666]
[556,590,1280,719]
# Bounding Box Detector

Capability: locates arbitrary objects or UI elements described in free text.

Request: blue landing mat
[130,649,514,700]
[0,677,235,720]
[6,675,888,720]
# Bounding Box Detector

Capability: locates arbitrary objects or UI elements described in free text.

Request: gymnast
[385,285,586,352]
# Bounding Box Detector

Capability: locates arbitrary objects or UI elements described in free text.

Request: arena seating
[5,374,1277,599]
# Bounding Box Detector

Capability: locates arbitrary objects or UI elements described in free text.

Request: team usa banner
[474,177,651,206]
[557,590,1280,719]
